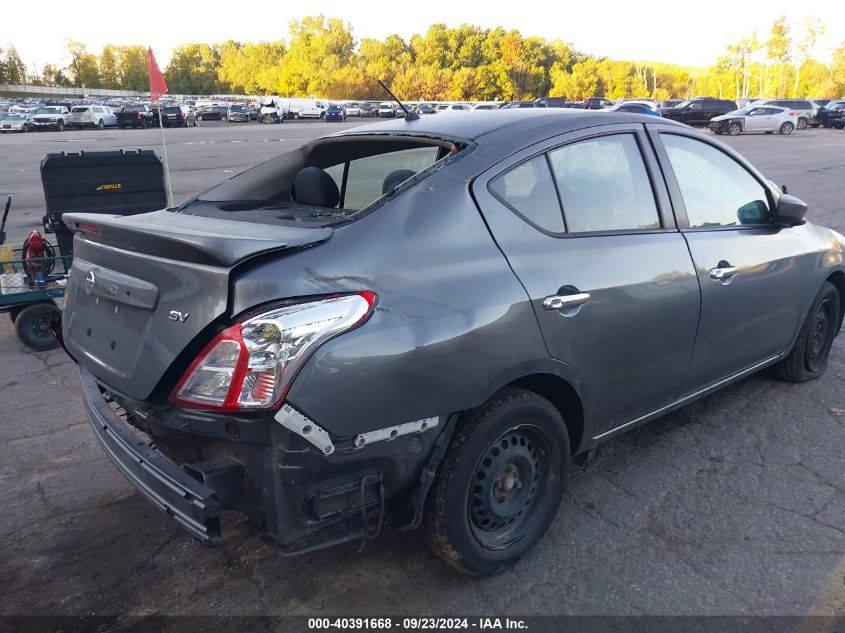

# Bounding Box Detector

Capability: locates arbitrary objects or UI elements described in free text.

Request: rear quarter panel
[230,161,577,438]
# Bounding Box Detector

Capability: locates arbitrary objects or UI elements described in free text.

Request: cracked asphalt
[0,121,843,617]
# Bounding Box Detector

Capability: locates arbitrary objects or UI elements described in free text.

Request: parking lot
[0,120,843,618]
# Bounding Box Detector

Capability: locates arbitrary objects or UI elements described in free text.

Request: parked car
[436,103,472,112]
[582,97,613,109]
[500,101,546,109]
[616,98,660,110]
[605,103,661,117]
[324,104,347,122]
[197,106,228,122]
[247,103,260,120]
[534,97,568,108]
[70,105,117,129]
[710,105,797,135]
[289,99,328,119]
[378,102,397,118]
[59,109,842,577]
[225,104,250,123]
[116,105,154,129]
[815,101,845,129]
[0,111,33,132]
[360,102,380,118]
[660,98,738,126]
[661,99,683,109]
[751,99,817,129]
[153,105,198,127]
[418,103,437,114]
[31,106,71,131]
[471,103,499,110]
[344,103,361,116]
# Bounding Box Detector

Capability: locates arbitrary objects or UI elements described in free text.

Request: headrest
[382,169,416,194]
[294,167,340,208]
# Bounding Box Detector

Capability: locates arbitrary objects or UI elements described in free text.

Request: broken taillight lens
[171,292,376,410]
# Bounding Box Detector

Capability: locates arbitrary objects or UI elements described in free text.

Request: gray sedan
[60,110,844,576]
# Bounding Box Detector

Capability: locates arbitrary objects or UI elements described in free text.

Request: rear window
[71,107,89,113]
[125,106,145,112]
[162,107,180,114]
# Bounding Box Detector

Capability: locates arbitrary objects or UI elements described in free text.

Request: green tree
[66,40,99,87]
[2,45,28,83]
[118,46,148,91]
[166,43,221,94]
[766,16,791,96]
[98,44,122,89]
[793,17,825,97]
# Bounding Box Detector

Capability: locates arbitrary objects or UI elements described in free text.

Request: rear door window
[661,134,770,228]
[548,134,660,232]
[489,155,564,233]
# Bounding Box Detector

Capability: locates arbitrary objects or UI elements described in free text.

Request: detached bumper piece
[79,367,227,542]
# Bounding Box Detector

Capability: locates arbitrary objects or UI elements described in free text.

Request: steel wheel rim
[806,298,835,372]
[27,313,53,344]
[468,424,554,551]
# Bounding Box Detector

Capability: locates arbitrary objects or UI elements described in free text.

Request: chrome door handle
[709,266,738,281]
[543,292,591,311]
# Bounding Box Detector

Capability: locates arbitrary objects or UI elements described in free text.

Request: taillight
[136,112,141,119]
[171,292,376,410]
[790,112,796,117]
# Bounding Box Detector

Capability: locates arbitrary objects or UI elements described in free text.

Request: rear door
[647,125,807,388]
[472,124,701,436]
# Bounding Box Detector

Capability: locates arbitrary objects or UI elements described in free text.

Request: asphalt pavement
[0,119,843,619]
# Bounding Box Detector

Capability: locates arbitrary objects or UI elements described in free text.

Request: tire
[23,123,30,132]
[797,118,807,130]
[728,122,742,136]
[118,124,125,129]
[14,303,60,351]
[835,123,845,130]
[56,120,64,132]
[196,114,203,122]
[780,122,794,135]
[423,387,570,576]
[776,282,840,382]
[293,113,300,120]
[97,119,104,130]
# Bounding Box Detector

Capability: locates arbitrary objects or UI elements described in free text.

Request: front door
[472,125,701,436]
[649,126,807,387]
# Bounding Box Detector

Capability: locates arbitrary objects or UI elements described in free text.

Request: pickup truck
[31,106,71,131]
[116,105,154,129]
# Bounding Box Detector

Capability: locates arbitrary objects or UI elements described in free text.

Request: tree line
[3,15,844,100]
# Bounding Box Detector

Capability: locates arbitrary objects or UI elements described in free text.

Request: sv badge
[168,310,190,322]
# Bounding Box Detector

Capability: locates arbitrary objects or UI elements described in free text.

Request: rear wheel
[423,388,569,576]
[777,282,839,382]
[797,117,808,130]
[97,119,104,130]
[780,121,794,135]
[56,120,64,132]
[14,303,60,351]
[728,122,742,136]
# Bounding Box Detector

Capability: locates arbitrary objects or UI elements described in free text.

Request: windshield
[3,114,25,120]
[35,107,61,114]
[327,105,342,111]
[230,105,246,112]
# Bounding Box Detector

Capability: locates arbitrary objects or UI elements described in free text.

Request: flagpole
[148,47,174,208]
[156,100,174,208]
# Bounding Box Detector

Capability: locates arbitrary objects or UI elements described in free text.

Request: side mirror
[774,193,808,226]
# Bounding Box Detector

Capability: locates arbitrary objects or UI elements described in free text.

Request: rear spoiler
[62,210,333,267]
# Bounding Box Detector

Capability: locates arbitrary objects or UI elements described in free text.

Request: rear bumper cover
[79,366,222,542]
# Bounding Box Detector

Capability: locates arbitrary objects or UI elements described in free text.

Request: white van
[70,105,117,129]
[288,98,327,119]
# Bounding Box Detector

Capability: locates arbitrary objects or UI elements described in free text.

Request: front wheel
[14,303,60,351]
[777,282,840,382]
[780,122,794,135]
[56,120,64,132]
[423,387,569,576]
[728,122,742,136]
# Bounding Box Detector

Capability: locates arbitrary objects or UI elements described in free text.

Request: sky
[8,0,845,74]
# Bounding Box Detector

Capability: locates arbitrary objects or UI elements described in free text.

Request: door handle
[709,264,738,283]
[543,292,591,311]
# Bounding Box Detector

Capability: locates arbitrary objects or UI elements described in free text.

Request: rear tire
[780,122,794,135]
[423,387,569,576]
[797,117,807,130]
[56,120,64,132]
[14,303,60,351]
[776,282,840,382]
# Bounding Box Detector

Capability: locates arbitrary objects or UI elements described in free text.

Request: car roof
[333,109,678,144]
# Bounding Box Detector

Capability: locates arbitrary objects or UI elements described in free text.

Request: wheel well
[826,271,845,331]
[509,373,585,455]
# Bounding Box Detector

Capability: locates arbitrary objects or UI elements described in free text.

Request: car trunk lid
[62,210,332,400]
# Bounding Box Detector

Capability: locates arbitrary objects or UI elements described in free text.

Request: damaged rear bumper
[79,366,226,542]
